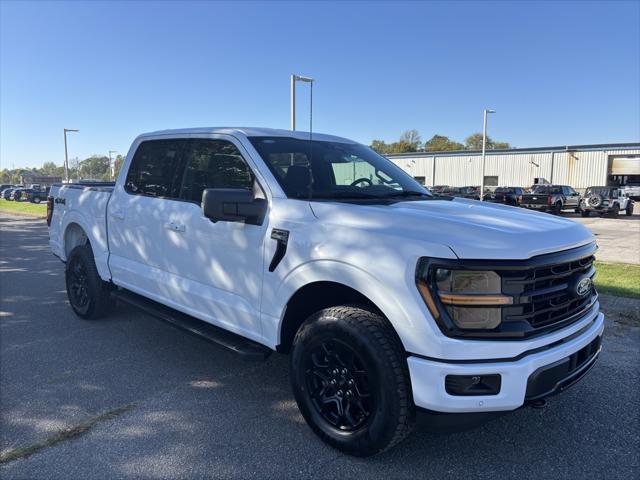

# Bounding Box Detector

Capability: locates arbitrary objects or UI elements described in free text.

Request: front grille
[501,254,596,332]
[422,242,599,339]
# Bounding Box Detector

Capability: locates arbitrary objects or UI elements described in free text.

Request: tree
[399,129,422,150]
[424,135,464,152]
[465,133,512,150]
[41,161,65,177]
[79,155,110,180]
[370,139,391,154]
[113,154,125,179]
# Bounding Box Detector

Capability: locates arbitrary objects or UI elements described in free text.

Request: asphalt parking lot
[566,208,640,264]
[0,215,639,479]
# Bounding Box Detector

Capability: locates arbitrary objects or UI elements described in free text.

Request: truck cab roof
[138,127,356,145]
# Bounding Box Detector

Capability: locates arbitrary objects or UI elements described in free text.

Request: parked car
[520,184,581,214]
[48,127,602,456]
[19,188,48,204]
[0,184,13,191]
[1,188,16,200]
[9,188,25,201]
[430,185,449,195]
[483,186,526,206]
[580,186,634,217]
[445,186,481,200]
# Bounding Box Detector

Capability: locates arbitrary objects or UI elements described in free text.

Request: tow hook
[530,398,548,409]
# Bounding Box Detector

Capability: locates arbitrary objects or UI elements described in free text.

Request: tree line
[1,154,126,185]
[370,130,512,155]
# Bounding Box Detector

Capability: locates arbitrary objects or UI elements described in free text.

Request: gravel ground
[1,215,638,479]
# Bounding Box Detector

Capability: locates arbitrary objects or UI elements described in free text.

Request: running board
[112,290,272,361]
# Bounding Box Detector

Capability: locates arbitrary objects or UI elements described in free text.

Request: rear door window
[125,139,187,198]
[179,139,255,204]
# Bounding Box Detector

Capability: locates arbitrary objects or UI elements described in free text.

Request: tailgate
[522,194,549,205]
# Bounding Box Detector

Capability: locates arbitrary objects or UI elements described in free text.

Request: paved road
[567,209,640,264]
[1,216,638,479]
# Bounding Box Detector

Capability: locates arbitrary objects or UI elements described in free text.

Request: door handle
[110,209,125,220]
[164,222,185,233]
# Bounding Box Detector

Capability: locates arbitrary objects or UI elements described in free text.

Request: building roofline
[385,142,640,158]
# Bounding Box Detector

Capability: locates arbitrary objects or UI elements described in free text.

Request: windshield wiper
[308,191,381,199]
[382,191,433,198]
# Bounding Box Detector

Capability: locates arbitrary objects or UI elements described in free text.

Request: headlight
[416,262,511,330]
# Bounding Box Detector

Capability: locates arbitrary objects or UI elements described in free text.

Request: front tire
[65,244,113,319]
[290,306,415,456]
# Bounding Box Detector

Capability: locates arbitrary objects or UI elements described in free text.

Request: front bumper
[407,312,604,413]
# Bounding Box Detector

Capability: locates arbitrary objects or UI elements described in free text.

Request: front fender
[265,259,438,354]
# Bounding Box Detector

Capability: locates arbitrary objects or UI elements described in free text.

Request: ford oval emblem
[576,277,592,297]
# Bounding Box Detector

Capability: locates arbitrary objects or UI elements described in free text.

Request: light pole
[64,128,79,183]
[480,109,495,200]
[108,150,117,180]
[290,74,314,131]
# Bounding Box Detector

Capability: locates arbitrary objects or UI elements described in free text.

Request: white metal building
[386,143,640,192]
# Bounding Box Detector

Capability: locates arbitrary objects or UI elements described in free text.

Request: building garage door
[610,155,640,175]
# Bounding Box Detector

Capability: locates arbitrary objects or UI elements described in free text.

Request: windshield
[248,136,432,201]
[531,185,562,194]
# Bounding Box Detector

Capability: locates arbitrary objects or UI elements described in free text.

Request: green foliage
[79,155,111,181]
[424,135,464,152]
[465,133,511,150]
[371,131,512,154]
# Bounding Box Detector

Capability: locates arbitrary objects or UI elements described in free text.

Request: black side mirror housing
[202,188,267,226]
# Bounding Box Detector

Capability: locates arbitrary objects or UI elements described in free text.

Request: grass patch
[595,261,640,299]
[0,404,134,465]
[0,200,47,217]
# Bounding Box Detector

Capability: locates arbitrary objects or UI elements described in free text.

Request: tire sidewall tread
[291,305,415,456]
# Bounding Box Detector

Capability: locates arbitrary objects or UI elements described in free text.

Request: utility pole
[480,109,495,199]
[64,128,79,183]
[108,150,117,180]
[290,74,314,131]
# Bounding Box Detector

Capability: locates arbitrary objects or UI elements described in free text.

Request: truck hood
[310,198,595,260]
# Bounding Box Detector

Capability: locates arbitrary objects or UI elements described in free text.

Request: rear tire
[32,196,41,204]
[290,306,415,457]
[580,209,590,217]
[609,204,620,218]
[626,203,634,216]
[65,244,113,319]
[553,202,562,215]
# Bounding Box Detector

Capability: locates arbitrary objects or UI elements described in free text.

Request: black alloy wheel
[291,306,415,456]
[67,255,91,314]
[305,339,374,431]
[65,244,113,319]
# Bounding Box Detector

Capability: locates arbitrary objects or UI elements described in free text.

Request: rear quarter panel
[49,185,113,281]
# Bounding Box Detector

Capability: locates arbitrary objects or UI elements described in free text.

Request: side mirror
[202,188,267,226]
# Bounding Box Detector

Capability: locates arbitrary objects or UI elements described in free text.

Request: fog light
[445,374,501,396]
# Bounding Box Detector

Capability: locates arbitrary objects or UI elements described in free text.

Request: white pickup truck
[48,127,604,456]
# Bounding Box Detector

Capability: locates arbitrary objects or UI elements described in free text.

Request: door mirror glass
[202,188,267,225]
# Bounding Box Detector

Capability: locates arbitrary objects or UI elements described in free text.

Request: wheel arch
[60,212,111,281]
[277,281,385,354]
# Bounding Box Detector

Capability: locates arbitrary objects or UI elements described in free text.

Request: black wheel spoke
[304,339,374,431]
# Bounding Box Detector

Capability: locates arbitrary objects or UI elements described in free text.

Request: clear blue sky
[1,0,639,169]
